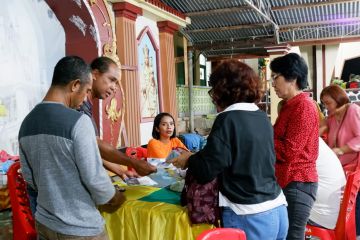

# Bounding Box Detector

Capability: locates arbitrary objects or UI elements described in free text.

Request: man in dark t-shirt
[84,57,156,178]
[79,99,99,136]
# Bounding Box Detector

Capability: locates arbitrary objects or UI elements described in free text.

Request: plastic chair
[7,162,37,240]
[125,147,147,171]
[125,146,147,160]
[305,169,360,240]
[196,228,246,240]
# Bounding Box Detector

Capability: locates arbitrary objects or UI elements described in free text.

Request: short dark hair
[152,112,176,139]
[270,53,308,90]
[208,60,263,109]
[51,56,91,86]
[320,84,350,107]
[90,57,117,73]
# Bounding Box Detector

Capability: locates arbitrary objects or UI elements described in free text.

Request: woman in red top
[271,53,319,240]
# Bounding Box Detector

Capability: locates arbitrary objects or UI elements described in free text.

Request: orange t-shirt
[147,138,187,158]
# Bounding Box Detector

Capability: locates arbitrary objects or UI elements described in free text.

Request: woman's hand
[167,151,193,169]
[332,147,344,156]
[332,145,353,156]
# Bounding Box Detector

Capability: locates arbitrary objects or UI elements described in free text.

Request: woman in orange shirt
[147,112,188,158]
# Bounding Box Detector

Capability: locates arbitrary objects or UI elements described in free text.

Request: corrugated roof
[160,0,360,58]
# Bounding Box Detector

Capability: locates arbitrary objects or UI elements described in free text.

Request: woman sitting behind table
[171,60,288,240]
[320,84,360,237]
[147,112,188,159]
[320,84,360,172]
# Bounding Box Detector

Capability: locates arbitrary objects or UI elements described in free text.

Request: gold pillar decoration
[105,98,122,144]
[88,0,97,6]
[103,41,128,147]
[102,0,129,147]
[103,41,121,67]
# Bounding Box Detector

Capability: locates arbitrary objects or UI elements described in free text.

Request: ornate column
[113,2,142,146]
[157,21,178,125]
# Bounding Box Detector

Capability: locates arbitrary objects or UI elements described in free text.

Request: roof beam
[186,6,252,17]
[243,0,280,44]
[272,0,359,11]
[286,35,360,46]
[279,17,360,32]
[185,23,271,33]
[190,37,275,51]
[206,52,269,61]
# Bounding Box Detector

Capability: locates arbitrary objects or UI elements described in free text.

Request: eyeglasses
[270,74,282,85]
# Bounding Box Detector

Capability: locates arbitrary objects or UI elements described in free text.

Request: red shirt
[274,93,319,188]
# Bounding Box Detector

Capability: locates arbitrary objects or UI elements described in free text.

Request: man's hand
[100,187,126,213]
[114,168,140,181]
[103,160,140,180]
[122,170,140,179]
[131,159,157,176]
[107,187,126,207]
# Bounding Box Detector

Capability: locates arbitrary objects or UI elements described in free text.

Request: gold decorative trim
[103,0,128,147]
[105,98,122,122]
[89,0,97,6]
[103,41,121,67]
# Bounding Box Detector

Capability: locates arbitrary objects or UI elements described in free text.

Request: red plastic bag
[0,150,19,162]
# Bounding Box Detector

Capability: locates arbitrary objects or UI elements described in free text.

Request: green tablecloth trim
[139,188,181,205]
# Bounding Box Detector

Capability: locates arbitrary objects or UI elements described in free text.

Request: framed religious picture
[137,27,162,122]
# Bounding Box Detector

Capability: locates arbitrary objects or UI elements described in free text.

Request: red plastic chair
[7,162,37,240]
[305,169,360,240]
[196,228,246,240]
[125,147,147,159]
[125,147,147,171]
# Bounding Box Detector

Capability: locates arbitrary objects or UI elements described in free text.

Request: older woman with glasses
[270,53,319,240]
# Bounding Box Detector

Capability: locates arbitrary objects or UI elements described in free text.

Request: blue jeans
[283,182,318,240]
[222,205,288,240]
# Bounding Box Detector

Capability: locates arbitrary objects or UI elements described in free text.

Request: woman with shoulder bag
[170,60,289,240]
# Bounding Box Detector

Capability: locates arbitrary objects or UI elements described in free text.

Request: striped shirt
[19,102,114,236]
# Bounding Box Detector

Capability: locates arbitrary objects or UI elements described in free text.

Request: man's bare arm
[97,138,156,176]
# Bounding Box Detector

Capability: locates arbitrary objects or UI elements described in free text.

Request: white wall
[206,61,211,86]
[136,16,159,46]
[0,1,65,154]
[140,122,154,145]
[334,42,360,78]
[299,46,314,88]
[243,58,258,72]
[325,44,339,85]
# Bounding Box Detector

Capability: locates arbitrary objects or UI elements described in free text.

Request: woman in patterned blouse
[270,53,319,240]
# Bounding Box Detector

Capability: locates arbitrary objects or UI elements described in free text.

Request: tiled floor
[0,209,12,240]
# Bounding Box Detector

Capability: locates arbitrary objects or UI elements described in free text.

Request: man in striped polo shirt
[19,56,124,239]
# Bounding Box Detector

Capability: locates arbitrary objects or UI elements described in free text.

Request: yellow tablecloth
[100,184,213,240]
